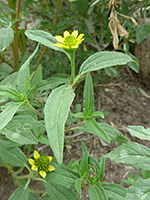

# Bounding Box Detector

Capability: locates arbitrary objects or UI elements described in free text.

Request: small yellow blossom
[53,30,84,51]
[28,150,55,178]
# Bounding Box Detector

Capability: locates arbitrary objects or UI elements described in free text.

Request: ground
[1,68,150,200]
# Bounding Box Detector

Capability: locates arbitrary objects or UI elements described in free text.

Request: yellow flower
[53,30,84,51]
[28,150,55,178]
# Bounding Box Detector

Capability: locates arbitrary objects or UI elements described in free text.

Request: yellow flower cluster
[28,150,55,178]
[53,30,84,51]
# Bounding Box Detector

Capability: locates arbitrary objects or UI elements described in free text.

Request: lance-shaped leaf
[0,26,14,51]
[83,72,94,118]
[102,183,127,200]
[44,181,79,200]
[3,128,38,145]
[125,178,150,200]
[46,162,79,189]
[17,45,39,94]
[8,185,29,200]
[79,51,137,75]
[0,146,27,167]
[127,126,150,141]
[0,85,23,101]
[105,142,150,170]
[44,85,75,164]
[85,119,110,143]
[79,123,128,143]
[0,101,25,131]
[25,30,64,52]
[88,183,108,200]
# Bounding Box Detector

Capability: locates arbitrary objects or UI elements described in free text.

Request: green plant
[2,27,150,200]
[1,1,150,199]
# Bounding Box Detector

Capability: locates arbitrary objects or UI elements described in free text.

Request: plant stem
[14,0,22,72]
[52,0,62,27]
[0,54,13,68]
[70,52,75,85]
[27,101,44,119]
[33,46,47,72]
[8,0,22,72]
[16,174,30,179]
[65,121,84,132]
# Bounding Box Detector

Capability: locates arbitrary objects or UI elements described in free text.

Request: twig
[52,0,62,27]
[33,46,47,72]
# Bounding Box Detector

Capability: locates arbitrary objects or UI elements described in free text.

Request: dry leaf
[117,23,129,37]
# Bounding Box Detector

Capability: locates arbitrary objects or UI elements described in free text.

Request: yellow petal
[64,31,70,37]
[53,43,64,48]
[77,34,84,41]
[31,165,38,171]
[34,150,40,159]
[48,156,53,162]
[71,30,78,38]
[71,45,79,49]
[39,170,46,178]
[48,165,55,172]
[28,158,35,165]
[55,36,64,43]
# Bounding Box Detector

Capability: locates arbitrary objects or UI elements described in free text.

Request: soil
[1,68,150,200]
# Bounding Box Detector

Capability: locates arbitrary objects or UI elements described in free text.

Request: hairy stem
[33,46,47,72]
[65,121,84,132]
[27,101,44,119]
[70,52,75,85]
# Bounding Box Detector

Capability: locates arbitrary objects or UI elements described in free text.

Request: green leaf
[37,74,70,91]
[99,154,105,181]
[8,185,29,200]
[79,51,136,75]
[88,156,101,182]
[75,178,82,198]
[46,162,79,189]
[126,52,139,73]
[125,179,150,200]
[2,128,38,145]
[127,126,150,141]
[0,63,12,80]
[91,111,104,119]
[29,192,39,200]
[17,45,39,94]
[0,72,18,87]
[105,142,150,170]
[85,19,94,33]
[136,24,148,44]
[79,123,128,143]
[31,64,43,88]
[83,72,94,118]
[0,146,27,167]
[104,67,119,78]
[44,181,79,200]
[0,85,23,100]
[25,30,64,52]
[84,119,110,143]
[0,137,20,148]
[89,183,108,200]
[0,101,25,131]
[44,85,75,164]
[102,182,127,200]
[71,112,85,119]
[80,142,89,175]
[99,123,128,143]
[0,26,14,51]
